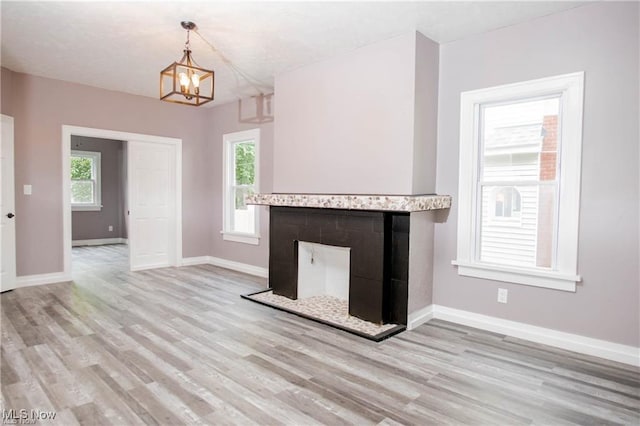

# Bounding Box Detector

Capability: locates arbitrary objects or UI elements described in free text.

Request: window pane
[231,186,255,234]
[71,180,94,204]
[481,97,560,182]
[71,157,93,180]
[234,142,255,185]
[534,185,556,268]
[233,186,255,210]
[479,184,555,268]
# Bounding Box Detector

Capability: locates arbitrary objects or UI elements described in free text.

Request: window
[70,150,101,211]
[454,73,584,291]
[222,129,260,245]
[493,187,521,218]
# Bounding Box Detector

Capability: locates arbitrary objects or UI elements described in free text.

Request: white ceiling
[1,1,587,107]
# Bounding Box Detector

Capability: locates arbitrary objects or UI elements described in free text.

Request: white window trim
[222,128,260,245]
[453,72,584,292]
[71,150,102,211]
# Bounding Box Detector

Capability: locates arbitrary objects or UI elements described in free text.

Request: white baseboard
[181,256,268,278]
[209,256,269,278]
[407,305,434,330]
[181,256,211,267]
[72,238,128,247]
[15,272,72,288]
[130,263,173,272]
[423,304,639,367]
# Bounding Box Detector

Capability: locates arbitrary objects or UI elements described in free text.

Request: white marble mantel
[245,193,452,212]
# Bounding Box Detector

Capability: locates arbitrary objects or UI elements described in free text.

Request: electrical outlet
[108,225,113,232]
[497,288,508,304]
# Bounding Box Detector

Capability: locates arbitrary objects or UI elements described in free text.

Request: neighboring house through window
[222,128,260,245]
[71,150,101,211]
[454,72,584,291]
[493,187,521,218]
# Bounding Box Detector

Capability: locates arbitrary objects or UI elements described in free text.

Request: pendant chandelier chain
[185,29,191,52]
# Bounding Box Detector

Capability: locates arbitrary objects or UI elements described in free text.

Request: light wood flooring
[1,244,639,425]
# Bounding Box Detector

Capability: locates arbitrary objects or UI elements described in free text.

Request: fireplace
[243,193,452,339]
[269,206,410,325]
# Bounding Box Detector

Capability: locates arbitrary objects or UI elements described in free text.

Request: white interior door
[128,140,177,271]
[1,115,16,291]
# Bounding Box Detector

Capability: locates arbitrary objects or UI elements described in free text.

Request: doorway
[70,135,129,275]
[62,126,182,277]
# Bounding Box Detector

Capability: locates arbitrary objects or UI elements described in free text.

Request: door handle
[6,213,15,219]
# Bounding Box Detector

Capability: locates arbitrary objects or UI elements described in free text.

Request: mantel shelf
[245,193,452,212]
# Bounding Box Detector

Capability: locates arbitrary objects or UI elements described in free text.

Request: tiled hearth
[244,291,401,340]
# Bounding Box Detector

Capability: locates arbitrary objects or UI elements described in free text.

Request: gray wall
[408,211,436,314]
[71,135,126,241]
[273,32,439,195]
[208,99,274,269]
[1,68,211,276]
[433,2,639,346]
[412,32,439,194]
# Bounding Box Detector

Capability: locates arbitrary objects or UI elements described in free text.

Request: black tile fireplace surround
[269,206,410,326]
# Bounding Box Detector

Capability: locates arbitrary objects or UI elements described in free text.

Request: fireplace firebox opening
[297,241,351,301]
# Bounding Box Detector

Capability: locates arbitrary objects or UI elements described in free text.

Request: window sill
[72,205,102,212]
[451,260,580,292]
[222,231,260,245]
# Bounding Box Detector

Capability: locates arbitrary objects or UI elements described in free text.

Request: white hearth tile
[251,291,397,336]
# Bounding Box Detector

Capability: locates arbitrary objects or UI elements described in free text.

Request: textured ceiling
[1,1,586,106]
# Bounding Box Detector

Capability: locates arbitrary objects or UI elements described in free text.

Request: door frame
[62,125,182,276]
[1,114,16,291]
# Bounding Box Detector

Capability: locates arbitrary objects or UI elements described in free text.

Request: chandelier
[160,21,214,106]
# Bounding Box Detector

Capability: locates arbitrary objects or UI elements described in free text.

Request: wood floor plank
[184,368,284,425]
[1,244,638,425]
[1,307,27,352]
[87,364,158,425]
[71,402,112,425]
[73,366,146,425]
[120,326,192,372]
[274,388,355,425]
[0,346,20,385]
[126,385,184,425]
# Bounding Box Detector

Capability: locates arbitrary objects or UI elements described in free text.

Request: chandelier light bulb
[179,72,190,92]
[191,73,200,89]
